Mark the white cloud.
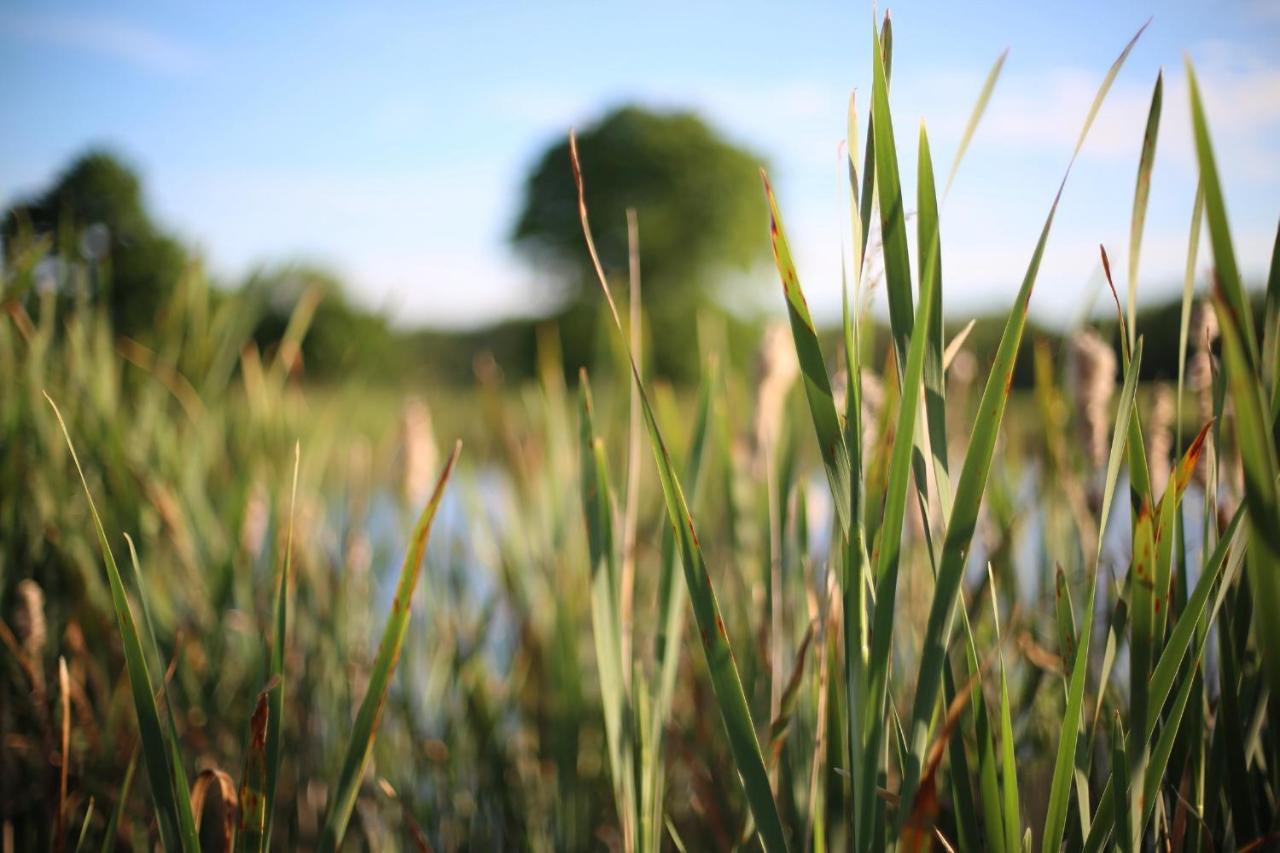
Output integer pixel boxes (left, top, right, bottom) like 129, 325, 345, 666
0, 10, 200, 75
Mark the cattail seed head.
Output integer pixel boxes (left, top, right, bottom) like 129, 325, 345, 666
751, 322, 799, 475
399, 397, 438, 508
1068, 330, 1117, 471
13, 579, 46, 657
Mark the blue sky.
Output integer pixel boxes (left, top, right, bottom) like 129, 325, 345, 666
2, 1, 1278, 328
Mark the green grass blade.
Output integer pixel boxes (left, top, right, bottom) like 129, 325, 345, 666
943, 48, 1008, 199
1175, 183, 1205, 463
318, 441, 461, 853
263, 442, 299, 851
1264, 221, 1280, 422
858, 12, 892, 264
918, 123, 952, 510
73, 798, 94, 853
1054, 566, 1078, 668
45, 393, 196, 853
763, 172, 852, 536
100, 746, 138, 853
1110, 712, 1132, 853
1081, 505, 1245, 852
897, 20, 1148, 828
654, 363, 714, 720
1127, 70, 1162, 344
1186, 58, 1260, 366
989, 573, 1020, 853
870, 18, 914, 365
578, 372, 633, 835
572, 134, 788, 852
121, 537, 200, 851
1212, 288, 1280, 692
859, 191, 939, 850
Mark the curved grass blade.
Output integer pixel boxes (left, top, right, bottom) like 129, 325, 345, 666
45, 393, 198, 853
763, 172, 851, 536
1127, 71, 1162, 344
317, 441, 461, 853
262, 443, 300, 850
1190, 58, 1280, 691
943, 49, 1008, 199
72, 797, 94, 853
571, 133, 787, 852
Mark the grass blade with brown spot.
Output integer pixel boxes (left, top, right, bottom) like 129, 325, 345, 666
236, 687, 271, 852
317, 441, 461, 853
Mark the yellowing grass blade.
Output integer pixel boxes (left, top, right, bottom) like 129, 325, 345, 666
942, 48, 1008, 200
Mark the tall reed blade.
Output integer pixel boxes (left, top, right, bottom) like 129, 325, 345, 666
571, 133, 788, 852
46, 393, 200, 853
899, 24, 1149, 839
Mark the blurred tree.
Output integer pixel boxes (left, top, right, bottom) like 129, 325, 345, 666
1, 149, 187, 337
512, 106, 768, 379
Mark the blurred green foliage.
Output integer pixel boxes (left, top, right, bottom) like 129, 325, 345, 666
512, 106, 769, 380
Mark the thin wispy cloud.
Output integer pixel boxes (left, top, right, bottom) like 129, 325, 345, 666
0, 10, 200, 75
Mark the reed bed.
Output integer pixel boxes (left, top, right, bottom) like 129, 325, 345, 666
2, 13, 1278, 852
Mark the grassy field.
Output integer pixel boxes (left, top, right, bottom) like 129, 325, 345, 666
3, 17, 1279, 853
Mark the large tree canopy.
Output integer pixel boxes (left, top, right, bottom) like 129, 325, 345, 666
512, 106, 768, 377
3, 150, 188, 337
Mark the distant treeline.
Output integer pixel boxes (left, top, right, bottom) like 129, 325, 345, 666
4, 148, 1264, 390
